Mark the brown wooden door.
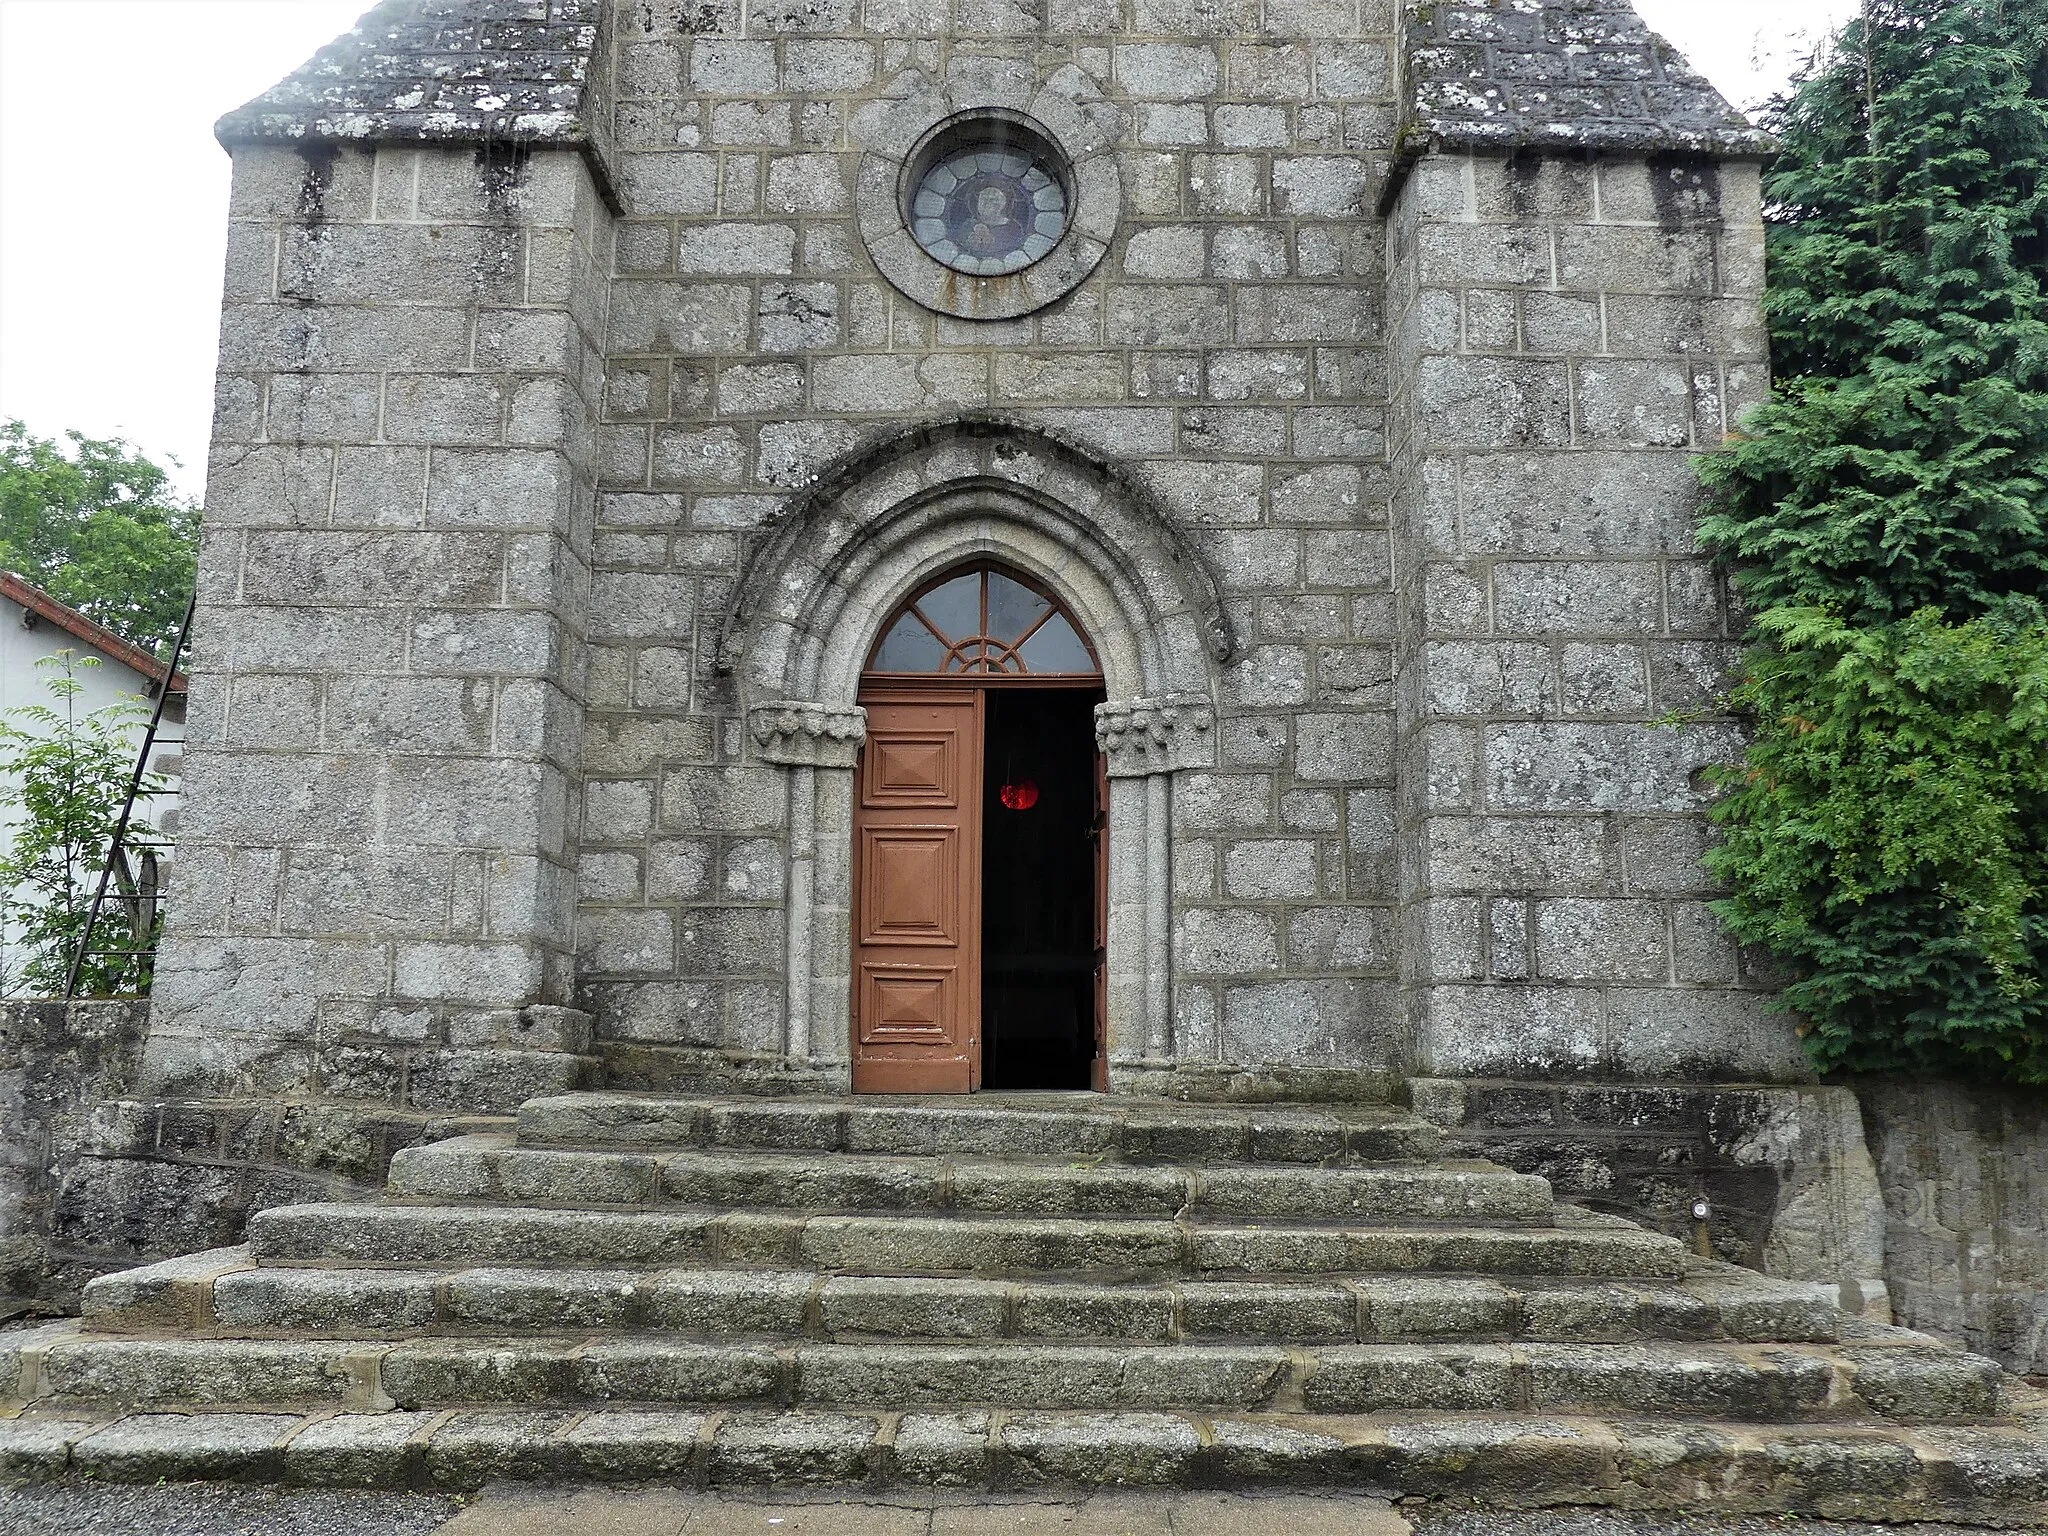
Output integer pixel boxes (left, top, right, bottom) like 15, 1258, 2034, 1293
851, 690, 982, 1094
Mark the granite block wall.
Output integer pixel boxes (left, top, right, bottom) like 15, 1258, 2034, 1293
1861, 1080, 2048, 1376
1417, 1075, 2048, 1377
1384, 150, 1800, 1081
146, 0, 1811, 1091
0, 1002, 499, 1311
146, 143, 614, 1108
576, 0, 1414, 1083
1412, 1075, 1891, 1322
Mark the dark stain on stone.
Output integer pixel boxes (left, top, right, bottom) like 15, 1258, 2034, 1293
1649, 153, 1721, 230
477, 140, 533, 218
1504, 152, 1544, 219
1451, 1080, 1785, 1268
294, 144, 338, 224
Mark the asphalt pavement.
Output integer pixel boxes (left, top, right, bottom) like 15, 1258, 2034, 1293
0, 1483, 2038, 1536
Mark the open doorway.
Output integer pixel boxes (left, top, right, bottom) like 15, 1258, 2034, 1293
850, 563, 1107, 1094
981, 687, 1102, 1090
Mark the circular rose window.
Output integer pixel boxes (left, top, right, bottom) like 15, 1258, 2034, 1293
859, 94, 1119, 320
903, 117, 1070, 277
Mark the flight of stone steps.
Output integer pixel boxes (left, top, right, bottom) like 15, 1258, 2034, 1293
4, 1090, 2045, 1521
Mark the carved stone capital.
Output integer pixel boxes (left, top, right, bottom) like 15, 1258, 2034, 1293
751, 701, 868, 768
1094, 694, 1216, 778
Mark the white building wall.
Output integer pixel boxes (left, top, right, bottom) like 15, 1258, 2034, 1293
0, 593, 183, 996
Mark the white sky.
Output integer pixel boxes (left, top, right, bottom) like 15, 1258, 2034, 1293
0, 0, 1860, 503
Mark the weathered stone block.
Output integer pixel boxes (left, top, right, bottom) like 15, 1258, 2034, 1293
1534, 899, 1669, 983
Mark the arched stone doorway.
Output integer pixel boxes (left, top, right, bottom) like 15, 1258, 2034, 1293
852, 562, 1107, 1094
720, 420, 1228, 1093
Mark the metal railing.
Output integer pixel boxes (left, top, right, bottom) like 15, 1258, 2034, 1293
62, 594, 196, 1001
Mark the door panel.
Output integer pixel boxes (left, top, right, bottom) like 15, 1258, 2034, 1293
865, 735, 959, 807
858, 965, 955, 1043
859, 829, 959, 946
851, 691, 980, 1094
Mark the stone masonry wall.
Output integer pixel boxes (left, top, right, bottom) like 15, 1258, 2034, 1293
0, 1002, 498, 1311
1383, 149, 1802, 1082
147, 143, 615, 1111
576, 0, 1410, 1079
1860, 1080, 2048, 1377
1412, 1075, 1891, 1322
1421, 1075, 2048, 1377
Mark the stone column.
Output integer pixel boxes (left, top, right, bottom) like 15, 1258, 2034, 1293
1096, 694, 1214, 1085
145, 143, 612, 1111
1385, 150, 1804, 1082
749, 701, 867, 1081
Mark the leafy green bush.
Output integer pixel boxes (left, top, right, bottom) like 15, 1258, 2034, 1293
1707, 608, 2048, 1082
1700, 0, 2048, 1084
0, 653, 167, 998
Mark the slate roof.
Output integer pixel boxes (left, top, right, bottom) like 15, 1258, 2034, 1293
1403, 0, 1778, 157
214, 0, 606, 153
215, 0, 1770, 176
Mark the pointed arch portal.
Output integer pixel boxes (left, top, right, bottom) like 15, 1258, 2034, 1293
725, 421, 1226, 1093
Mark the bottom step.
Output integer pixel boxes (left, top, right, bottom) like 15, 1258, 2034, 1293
1, 1407, 2044, 1525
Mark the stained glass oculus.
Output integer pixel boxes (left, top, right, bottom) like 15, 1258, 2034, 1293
868, 567, 1099, 676
908, 139, 1070, 277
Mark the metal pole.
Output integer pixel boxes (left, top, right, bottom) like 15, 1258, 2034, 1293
64, 592, 197, 1000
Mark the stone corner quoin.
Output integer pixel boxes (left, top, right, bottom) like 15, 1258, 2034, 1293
156, 0, 1783, 1106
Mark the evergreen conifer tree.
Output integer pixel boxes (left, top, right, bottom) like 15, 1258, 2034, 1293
1699, 0, 2048, 1084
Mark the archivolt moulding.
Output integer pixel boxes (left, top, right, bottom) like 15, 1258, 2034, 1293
715, 415, 1239, 690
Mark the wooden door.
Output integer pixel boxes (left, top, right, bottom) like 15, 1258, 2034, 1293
851, 690, 982, 1093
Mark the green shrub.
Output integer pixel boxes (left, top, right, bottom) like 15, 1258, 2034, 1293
1705, 607, 2048, 1083
0, 653, 167, 998
1699, 0, 2048, 1084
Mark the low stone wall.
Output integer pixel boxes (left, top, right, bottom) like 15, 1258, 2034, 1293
0, 1001, 502, 1312
0, 1001, 147, 1306
1409, 1077, 1891, 1318
1860, 1079, 2048, 1376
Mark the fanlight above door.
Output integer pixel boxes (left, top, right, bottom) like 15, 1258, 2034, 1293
867, 566, 1101, 677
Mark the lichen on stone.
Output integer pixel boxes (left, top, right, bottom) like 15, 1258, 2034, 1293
1402, 0, 1778, 158
214, 0, 606, 153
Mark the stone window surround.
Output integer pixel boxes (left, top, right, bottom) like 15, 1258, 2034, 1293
724, 436, 1224, 1085
855, 69, 1123, 321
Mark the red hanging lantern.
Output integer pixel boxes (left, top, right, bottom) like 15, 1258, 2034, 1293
999, 779, 1039, 811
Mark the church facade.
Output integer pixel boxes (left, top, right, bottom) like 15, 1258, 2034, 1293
154, 0, 1789, 1111
10, 4, 2048, 1499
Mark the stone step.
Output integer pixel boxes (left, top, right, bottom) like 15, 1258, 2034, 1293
1, 1404, 2044, 1522
515, 1093, 1444, 1164
385, 1137, 1553, 1222
1, 1324, 2010, 1423
82, 1249, 1844, 1347
244, 1202, 1693, 1278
